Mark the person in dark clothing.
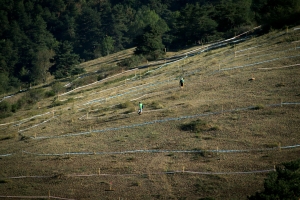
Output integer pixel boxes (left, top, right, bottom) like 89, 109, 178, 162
179, 77, 184, 88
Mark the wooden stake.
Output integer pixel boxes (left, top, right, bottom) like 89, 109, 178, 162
182, 166, 185, 173
280, 99, 283, 107
110, 182, 112, 190
86, 112, 89, 119
219, 64, 221, 71
222, 105, 224, 115
48, 190, 50, 199
217, 146, 219, 155
98, 168, 101, 175
274, 165, 276, 171
278, 142, 281, 151
34, 133, 36, 138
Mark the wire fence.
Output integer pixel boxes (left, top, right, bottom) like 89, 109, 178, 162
3, 168, 276, 180
26, 102, 299, 139
0, 195, 75, 200
1, 26, 298, 128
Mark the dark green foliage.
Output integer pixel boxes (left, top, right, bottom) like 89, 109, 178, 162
0, 101, 11, 113
252, 0, 300, 29
75, 6, 103, 60
44, 90, 56, 98
248, 159, 300, 200
51, 41, 80, 79
118, 55, 146, 69
0, 0, 297, 94
175, 3, 219, 46
71, 67, 86, 76
134, 24, 166, 60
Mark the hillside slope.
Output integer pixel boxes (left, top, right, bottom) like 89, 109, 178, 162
0, 27, 300, 200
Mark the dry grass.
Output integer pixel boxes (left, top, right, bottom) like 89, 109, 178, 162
0, 27, 300, 199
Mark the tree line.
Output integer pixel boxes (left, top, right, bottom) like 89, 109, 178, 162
0, 0, 299, 94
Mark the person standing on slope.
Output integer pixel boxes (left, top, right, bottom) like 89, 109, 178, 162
138, 102, 144, 115
179, 77, 184, 89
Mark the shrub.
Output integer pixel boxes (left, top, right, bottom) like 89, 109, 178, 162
51, 82, 65, 94
180, 119, 209, 132
45, 90, 56, 97
25, 88, 45, 104
0, 101, 11, 112
251, 104, 264, 110
248, 159, 300, 200
97, 74, 108, 81
119, 101, 133, 109
118, 55, 145, 69
0, 112, 12, 119
71, 67, 85, 75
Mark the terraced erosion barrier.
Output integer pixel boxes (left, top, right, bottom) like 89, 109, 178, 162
0, 102, 299, 158
27, 102, 300, 139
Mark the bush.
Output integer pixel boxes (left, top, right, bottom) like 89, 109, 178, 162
119, 101, 133, 109
117, 55, 146, 69
180, 119, 209, 132
25, 88, 45, 104
0, 112, 12, 119
45, 90, 56, 97
248, 159, 300, 200
51, 82, 65, 94
97, 74, 108, 81
0, 101, 11, 112
71, 67, 85, 75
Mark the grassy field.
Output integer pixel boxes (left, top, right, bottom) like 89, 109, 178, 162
0, 26, 300, 200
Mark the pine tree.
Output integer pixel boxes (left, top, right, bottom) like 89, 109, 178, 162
134, 24, 165, 60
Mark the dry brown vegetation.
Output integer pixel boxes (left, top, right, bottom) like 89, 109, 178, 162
0, 27, 300, 200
